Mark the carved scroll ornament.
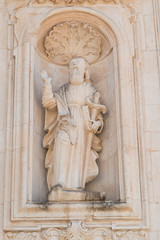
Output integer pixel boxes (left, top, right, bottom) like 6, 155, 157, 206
5, 222, 147, 240
42, 222, 112, 240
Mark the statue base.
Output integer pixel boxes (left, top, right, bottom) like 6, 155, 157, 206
47, 187, 106, 202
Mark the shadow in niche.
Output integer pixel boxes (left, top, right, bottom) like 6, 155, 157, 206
86, 53, 120, 201
32, 50, 120, 203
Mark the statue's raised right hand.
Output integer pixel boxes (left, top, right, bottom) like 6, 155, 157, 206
41, 69, 52, 83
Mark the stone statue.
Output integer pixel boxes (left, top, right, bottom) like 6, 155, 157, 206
41, 57, 106, 201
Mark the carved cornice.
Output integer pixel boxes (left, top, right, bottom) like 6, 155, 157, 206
34, 0, 134, 12
9, 0, 136, 25
5, 222, 147, 240
34, 0, 136, 21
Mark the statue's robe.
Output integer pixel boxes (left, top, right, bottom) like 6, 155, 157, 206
43, 82, 103, 190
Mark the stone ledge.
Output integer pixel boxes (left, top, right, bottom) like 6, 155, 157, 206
47, 187, 106, 202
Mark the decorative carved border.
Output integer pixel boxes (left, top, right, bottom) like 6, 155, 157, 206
5, 232, 40, 240
35, 0, 116, 4
5, 222, 148, 240
33, 0, 134, 10
33, 0, 136, 21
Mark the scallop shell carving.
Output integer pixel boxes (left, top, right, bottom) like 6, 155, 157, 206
44, 22, 102, 65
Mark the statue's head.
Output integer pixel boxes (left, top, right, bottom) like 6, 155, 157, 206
69, 57, 90, 84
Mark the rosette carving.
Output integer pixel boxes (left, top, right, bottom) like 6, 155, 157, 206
44, 22, 102, 65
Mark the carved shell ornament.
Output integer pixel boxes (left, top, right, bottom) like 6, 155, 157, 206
44, 22, 103, 65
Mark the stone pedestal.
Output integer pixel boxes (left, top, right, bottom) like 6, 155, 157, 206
47, 187, 106, 202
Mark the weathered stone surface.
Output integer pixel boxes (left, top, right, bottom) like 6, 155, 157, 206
48, 188, 106, 202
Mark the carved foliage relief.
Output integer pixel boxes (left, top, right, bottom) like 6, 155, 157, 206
113, 231, 147, 240
5, 232, 40, 240
35, 0, 133, 10
5, 222, 147, 240
36, 0, 116, 4
42, 222, 112, 240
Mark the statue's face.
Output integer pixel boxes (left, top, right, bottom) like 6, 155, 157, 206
69, 57, 86, 73
69, 57, 86, 84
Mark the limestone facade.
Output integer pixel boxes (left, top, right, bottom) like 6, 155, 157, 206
0, 0, 160, 239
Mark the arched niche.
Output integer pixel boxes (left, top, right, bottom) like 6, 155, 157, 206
5, 6, 143, 227
32, 9, 125, 202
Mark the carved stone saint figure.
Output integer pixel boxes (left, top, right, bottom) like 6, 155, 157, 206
42, 57, 106, 195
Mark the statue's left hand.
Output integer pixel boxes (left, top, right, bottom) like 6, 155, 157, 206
90, 120, 101, 133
